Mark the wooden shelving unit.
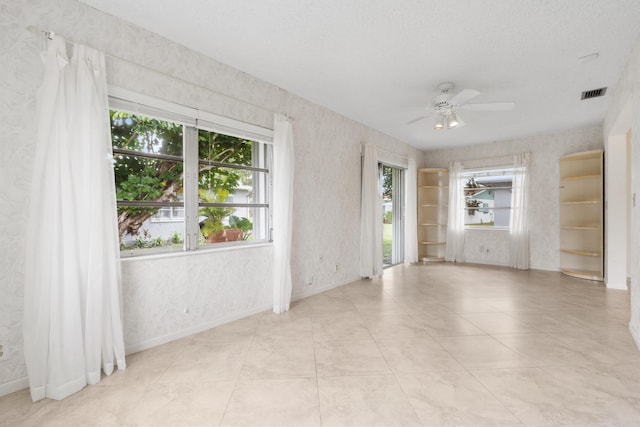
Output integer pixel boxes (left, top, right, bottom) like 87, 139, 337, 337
418, 168, 448, 262
559, 150, 604, 281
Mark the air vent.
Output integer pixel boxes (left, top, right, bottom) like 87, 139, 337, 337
581, 87, 607, 100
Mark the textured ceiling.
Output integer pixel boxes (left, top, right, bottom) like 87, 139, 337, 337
79, 0, 640, 150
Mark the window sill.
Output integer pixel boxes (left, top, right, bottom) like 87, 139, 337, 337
120, 241, 273, 262
464, 226, 511, 231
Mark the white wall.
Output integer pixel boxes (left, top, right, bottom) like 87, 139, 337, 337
0, 0, 420, 394
422, 127, 603, 270
603, 32, 640, 348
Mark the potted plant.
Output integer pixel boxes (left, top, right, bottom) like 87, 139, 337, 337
199, 189, 235, 242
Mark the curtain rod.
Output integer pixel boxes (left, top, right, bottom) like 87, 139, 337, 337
360, 142, 410, 161
456, 152, 529, 166
28, 26, 288, 120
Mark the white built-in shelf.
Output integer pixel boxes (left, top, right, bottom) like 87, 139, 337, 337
559, 150, 603, 282
418, 168, 448, 263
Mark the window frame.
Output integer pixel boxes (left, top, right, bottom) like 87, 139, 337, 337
109, 87, 274, 257
460, 166, 514, 230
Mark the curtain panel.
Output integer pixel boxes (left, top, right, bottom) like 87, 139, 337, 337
24, 36, 125, 402
404, 157, 418, 264
272, 114, 294, 314
509, 153, 531, 269
359, 143, 383, 277
445, 161, 465, 262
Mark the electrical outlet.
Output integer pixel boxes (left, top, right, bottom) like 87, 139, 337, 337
305, 276, 313, 286
334, 263, 340, 272
0, 344, 7, 362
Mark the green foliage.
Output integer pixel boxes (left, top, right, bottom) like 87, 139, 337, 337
170, 231, 182, 244
199, 188, 235, 238
382, 165, 392, 199
383, 210, 392, 224
111, 110, 255, 239
229, 215, 253, 240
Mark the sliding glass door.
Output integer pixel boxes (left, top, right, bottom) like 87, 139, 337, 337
381, 164, 405, 267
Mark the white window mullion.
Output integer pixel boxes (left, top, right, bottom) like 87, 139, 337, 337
184, 126, 200, 250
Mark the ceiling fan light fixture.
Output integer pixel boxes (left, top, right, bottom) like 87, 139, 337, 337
447, 112, 459, 128
434, 114, 445, 130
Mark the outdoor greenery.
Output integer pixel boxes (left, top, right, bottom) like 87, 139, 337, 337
111, 111, 254, 243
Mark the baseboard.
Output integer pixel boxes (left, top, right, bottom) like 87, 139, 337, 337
292, 276, 360, 302
0, 376, 28, 398
124, 303, 272, 355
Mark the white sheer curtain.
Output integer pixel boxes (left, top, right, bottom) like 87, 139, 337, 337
510, 153, 530, 269
272, 114, 294, 314
359, 143, 383, 277
24, 36, 125, 402
445, 161, 465, 262
404, 157, 418, 264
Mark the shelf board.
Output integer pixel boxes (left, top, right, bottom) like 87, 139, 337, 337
560, 225, 600, 230
420, 241, 446, 245
420, 185, 448, 189
560, 249, 602, 257
560, 200, 600, 205
560, 268, 603, 282
420, 204, 448, 207
419, 223, 447, 226
421, 256, 445, 262
560, 150, 603, 161
464, 186, 512, 190
561, 174, 601, 181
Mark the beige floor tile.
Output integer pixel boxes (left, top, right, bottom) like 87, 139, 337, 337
376, 338, 465, 373
221, 378, 321, 427
365, 314, 430, 340
318, 375, 421, 426
412, 311, 486, 337
311, 312, 372, 341
437, 335, 541, 369
473, 367, 640, 426
158, 339, 249, 383
255, 315, 314, 340
396, 371, 523, 426
123, 380, 234, 426
5, 263, 639, 427
314, 340, 390, 376
239, 338, 316, 380
493, 333, 591, 366
432, 297, 504, 313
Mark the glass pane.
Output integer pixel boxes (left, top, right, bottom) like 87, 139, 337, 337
111, 111, 183, 156
111, 110, 184, 252
198, 129, 252, 166
199, 167, 266, 204
199, 207, 268, 245
464, 174, 512, 227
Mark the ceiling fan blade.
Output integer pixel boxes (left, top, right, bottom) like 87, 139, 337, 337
448, 89, 481, 106
459, 102, 515, 111
406, 112, 433, 125
454, 113, 465, 128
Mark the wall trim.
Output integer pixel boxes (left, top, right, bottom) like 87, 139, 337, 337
292, 276, 361, 301
124, 303, 273, 355
0, 376, 29, 398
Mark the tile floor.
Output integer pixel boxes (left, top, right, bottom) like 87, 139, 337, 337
2, 263, 640, 426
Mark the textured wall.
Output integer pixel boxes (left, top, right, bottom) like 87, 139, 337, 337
0, 0, 420, 392
422, 127, 604, 271
604, 33, 640, 347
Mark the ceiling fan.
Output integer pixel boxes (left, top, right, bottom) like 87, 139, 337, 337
408, 82, 515, 130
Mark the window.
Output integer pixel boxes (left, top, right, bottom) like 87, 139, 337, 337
110, 92, 273, 256
461, 167, 514, 228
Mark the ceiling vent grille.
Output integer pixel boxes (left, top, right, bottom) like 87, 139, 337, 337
581, 87, 607, 100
